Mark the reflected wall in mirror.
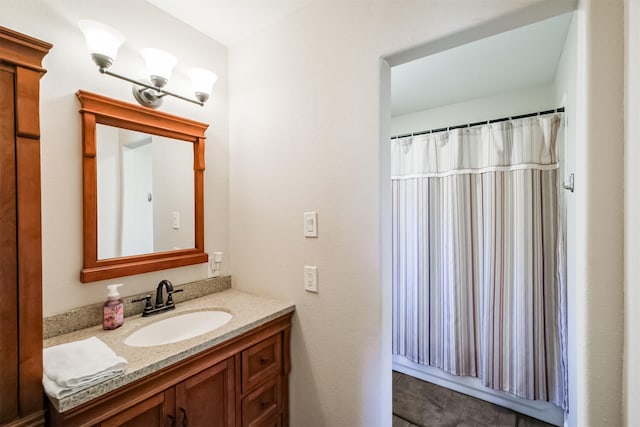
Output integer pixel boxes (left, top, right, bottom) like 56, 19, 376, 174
96, 125, 195, 259
78, 90, 208, 283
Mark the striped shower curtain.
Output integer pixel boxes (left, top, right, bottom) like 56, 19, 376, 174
391, 114, 567, 409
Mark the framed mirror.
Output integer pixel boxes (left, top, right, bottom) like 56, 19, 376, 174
77, 90, 208, 282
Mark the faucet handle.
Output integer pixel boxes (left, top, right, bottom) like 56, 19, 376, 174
166, 289, 184, 307
132, 294, 154, 316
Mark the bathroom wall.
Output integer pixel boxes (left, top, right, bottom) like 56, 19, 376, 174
574, 2, 624, 424
624, 0, 640, 423
552, 11, 578, 427
228, 1, 585, 425
390, 83, 556, 135
0, 0, 230, 315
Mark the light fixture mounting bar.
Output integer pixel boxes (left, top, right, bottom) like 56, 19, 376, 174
99, 67, 204, 107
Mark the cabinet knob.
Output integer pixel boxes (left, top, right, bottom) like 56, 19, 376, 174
260, 356, 269, 365
168, 414, 175, 427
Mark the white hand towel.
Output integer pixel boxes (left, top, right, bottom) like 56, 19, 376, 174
42, 373, 107, 399
43, 336, 127, 398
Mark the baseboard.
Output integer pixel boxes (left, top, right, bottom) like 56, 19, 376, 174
392, 355, 564, 426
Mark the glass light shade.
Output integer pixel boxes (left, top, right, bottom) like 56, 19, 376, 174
141, 48, 177, 87
188, 68, 218, 97
78, 20, 125, 66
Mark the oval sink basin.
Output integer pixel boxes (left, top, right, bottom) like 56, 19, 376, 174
124, 310, 232, 347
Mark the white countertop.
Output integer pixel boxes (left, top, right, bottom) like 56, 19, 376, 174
44, 289, 295, 412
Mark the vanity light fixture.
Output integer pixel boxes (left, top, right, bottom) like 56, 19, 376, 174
78, 20, 217, 109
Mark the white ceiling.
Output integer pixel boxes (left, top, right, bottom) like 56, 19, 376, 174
391, 13, 573, 117
146, 0, 312, 46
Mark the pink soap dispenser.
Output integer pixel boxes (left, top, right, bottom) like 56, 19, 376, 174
103, 284, 124, 330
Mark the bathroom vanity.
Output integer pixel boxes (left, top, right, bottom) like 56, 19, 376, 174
45, 290, 294, 427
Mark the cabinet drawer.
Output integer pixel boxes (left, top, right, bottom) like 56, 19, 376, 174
241, 376, 281, 427
241, 334, 282, 392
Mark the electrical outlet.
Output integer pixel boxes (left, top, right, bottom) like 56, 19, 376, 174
304, 266, 318, 293
207, 255, 215, 278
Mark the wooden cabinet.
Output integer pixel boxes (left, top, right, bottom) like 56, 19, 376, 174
47, 313, 292, 427
174, 358, 235, 427
0, 26, 51, 427
239, 334, 283, 427
99, 358, 235, 427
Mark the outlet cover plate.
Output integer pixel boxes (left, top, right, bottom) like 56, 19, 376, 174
304, 266, 318, 292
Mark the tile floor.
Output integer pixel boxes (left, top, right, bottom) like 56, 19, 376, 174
392, 371, 556, 427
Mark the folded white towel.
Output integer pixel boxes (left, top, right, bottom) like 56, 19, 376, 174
42, 373, 103, 399
43, 336, 127, 399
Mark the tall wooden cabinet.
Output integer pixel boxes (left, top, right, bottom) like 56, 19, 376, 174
0, 27, 51, 426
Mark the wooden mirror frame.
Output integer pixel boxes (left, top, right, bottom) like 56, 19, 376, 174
77, 90, 208, 283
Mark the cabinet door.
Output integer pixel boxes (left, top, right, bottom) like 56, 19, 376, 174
100, 389, 174, 427
175, 358, 235, 427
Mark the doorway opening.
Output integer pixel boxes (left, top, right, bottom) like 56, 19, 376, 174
384, 9, 577, 427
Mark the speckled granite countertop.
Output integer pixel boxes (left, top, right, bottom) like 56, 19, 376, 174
44, 289, 295, 413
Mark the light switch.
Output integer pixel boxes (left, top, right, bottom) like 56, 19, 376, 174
304, 266, 318, 293
304, 212, 317, 237
172, 211, 180, 229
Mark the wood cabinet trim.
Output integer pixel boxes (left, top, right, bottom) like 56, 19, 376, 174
15, 67, 42, 138
281, 325, 291, 427
0, 67, 19, 423
0, 26, 50, 426
0, 26, 51, 73
2, 410, 46, 427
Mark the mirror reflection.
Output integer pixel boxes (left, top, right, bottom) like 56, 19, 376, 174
96, 124, 195, 259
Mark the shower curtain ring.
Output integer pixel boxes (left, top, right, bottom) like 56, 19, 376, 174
563, 173, 574, 193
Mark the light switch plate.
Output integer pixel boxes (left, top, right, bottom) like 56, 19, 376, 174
172, 211, 180, 229
304, 212, 317, 237
304, 266, 318, 292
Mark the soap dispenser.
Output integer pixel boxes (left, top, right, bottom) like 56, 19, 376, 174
103, 284, 124, 330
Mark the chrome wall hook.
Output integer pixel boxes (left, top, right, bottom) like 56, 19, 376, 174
563, 173, 574, 193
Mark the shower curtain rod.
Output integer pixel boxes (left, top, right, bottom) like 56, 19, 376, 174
390, 107, 565, 140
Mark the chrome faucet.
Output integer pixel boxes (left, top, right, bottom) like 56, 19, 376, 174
133, 280, 183, 317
